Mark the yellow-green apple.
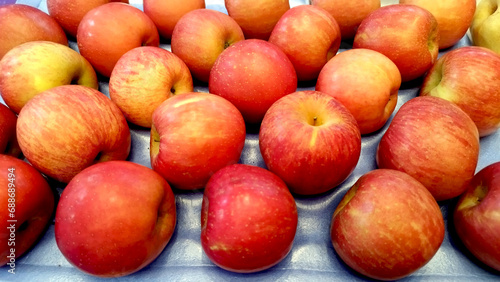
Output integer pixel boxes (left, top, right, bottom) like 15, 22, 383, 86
353, 4, 439, 82
0, 104, 21, 158
171, 9, 244, 82
224, 0, 289, 40
55, 161, 176, 277
259, 91, 361, 195
47, 0, 128, 38
151, 92, 246, 190
0, 41, 98, 114
470, 0, 500, 55
77, 2, 159, 77
0, 4, 67, 59
209, 39, 297, 124
420, 47, 500, 137
331, 169, 444, 280
0, 155, 55, 267
201, 164, 298, 273
376, 96, 479, 201
17, 85, 131, 183
316, 48, 401, 134
144, 0, 205, 39
400, 0, 476, 49
311, 0, 380, 40
454, 161, 500, 271
268, 5, 341, 81
109, 46, 193, 128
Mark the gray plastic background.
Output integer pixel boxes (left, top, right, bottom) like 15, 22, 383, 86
1, 0, 499, 280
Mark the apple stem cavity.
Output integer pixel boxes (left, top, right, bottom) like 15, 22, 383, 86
93, 152, 102, 164
474, 183, 488, 204
224, 41, 230, 49
333, 184, 359, 218
17, 220, 30, 233
458, 183, 489, 211
150, 126, 161, 157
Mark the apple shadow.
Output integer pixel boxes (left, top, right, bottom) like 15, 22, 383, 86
297, 79, 317, 90
445, 198, 500, 275
399, 76, 424, 91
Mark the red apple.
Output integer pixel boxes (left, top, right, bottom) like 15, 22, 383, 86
209, 39, 297, 124
259, 91, 361, 195
151, 92, 246, 190
420, 46, 500, 137
311, 0, 380, 40
171, 8, 245, 82
353, 4, 439, 82
0, 4, 67, 59
224, 0, 289, 40
77, 2, 159, 77
316, 48, 401, 134
55, 161, 176, 277
400, 0, 476, 49
331, 169, 445, 280
201, 164, 298, 273
109, 46, 193, 128
376, 96, 479, 201
0, 155, 55, 268
17, 85, 131, 183
47, 0, 129, 38
0, 104, 21, 157
268, 5, 341, 81
144, 0, 205, 39
454, 161, 500, 271
0, 41, 99, 114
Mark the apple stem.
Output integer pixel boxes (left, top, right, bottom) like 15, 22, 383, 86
313, 116, 318, 126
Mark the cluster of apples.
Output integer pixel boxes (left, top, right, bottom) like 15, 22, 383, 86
0, 0, 500, 280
